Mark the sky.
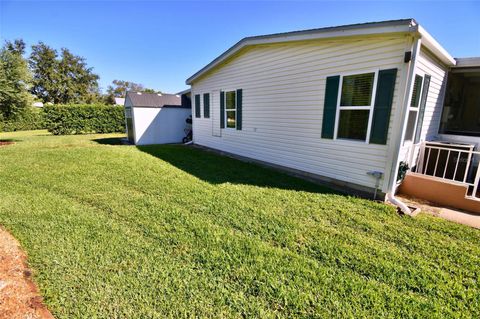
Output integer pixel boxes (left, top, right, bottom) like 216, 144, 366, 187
1, 0, 479, 94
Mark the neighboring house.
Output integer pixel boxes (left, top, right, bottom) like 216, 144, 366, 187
114, 97, 125, 106
124, 91, 191, 145
186, 19, 480, 214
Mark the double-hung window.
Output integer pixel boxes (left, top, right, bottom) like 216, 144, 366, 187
404, 75, 423, 143
225, 90, 236, 128
336, 72, 376, 142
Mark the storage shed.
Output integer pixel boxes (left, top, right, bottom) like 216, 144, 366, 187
124, 91, 191, 145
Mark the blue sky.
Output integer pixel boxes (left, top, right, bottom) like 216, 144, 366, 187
1, 1, 479, 94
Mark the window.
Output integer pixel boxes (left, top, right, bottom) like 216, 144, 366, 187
225, 91, 236, 128
440, 71, 480, 136
194, 94, 201, 118
404, 75, 423, 143
125, 107, 132, 118
336, 72, 375, 141
203, 93, 210, 118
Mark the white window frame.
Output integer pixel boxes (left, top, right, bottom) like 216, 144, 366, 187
333, 70, 379, 144
403, 73, 424, 146
224, 90, 237, 130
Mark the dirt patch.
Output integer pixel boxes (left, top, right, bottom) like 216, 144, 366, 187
0, 141, 14, 147
0, 227, 54, 319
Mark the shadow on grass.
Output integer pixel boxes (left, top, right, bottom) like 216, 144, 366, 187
92, 137, 125, 145
136, 144, 337, 194
0, 139, 21, 146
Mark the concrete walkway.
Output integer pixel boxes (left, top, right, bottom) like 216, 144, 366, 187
398, 195, 480, 229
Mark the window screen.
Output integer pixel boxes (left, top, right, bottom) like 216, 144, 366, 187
225, 91, 236, 128
340, 73, 375, 106
410, 75, 423, 108
337, 109, 370, 140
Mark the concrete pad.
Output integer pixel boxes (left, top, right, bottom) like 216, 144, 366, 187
397, 195, 480, 229
435, 208, 480, 229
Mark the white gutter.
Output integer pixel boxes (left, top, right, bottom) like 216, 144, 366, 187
416, 25, 456, 66
186, 19, 456, 85
186, 19, 416, 85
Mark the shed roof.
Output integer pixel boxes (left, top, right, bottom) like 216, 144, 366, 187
186, 19, 455, 85
126, 92, 182, 108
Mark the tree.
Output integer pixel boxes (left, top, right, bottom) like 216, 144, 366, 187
57, 48, 100, 104
29, 43, 100, 104
0, 42, 32, 120
105, 80, 161, 103
29, 42, 59, 103
5, 39, 26, 56
106, 80, 145, 98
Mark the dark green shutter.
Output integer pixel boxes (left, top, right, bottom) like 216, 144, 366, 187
236, 89, 242, 130
321, 75, 340, 139
369, 68, 398, 144
195, 94, 201, 118
220, 91, 225, 128
414, 74, 431, 143
203, 93, 210, 118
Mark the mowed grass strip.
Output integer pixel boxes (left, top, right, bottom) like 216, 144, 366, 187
0, 130, 479, 318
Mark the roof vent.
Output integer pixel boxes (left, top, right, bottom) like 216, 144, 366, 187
157, 93, 162, 96
136, 92, 142, 95
176, 94, 180, 97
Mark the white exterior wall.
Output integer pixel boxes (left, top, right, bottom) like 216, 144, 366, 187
415, 47, 449, 142
191, 36, 410, 191
398, 46, 452, 164
133, 107, 191, 145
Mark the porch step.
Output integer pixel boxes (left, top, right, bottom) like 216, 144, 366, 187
398, 173, 480, 214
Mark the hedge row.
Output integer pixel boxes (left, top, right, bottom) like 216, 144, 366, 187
43, 104, 125, 135
0, 107, 46, 132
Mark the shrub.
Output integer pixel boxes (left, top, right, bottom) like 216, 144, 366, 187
43, 104, 125, 135
0, 107, 46, 132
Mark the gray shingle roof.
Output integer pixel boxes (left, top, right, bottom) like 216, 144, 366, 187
126, 91, 181, 107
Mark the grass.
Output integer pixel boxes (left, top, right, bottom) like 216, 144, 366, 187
0, 130, 479, 318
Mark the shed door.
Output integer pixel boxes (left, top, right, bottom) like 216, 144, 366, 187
126, 118, 135, 143
125, 107, 135, 143
212, 91, 221, 137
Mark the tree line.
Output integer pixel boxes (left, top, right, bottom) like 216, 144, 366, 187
0, 39, 159, 121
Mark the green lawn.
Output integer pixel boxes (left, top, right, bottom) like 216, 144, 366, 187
0, 130, 479, 318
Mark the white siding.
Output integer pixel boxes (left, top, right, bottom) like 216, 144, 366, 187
415, 47, 449, 141
398, 46, 449, 163
191, 36, 409, 190
133, 107, 191, 145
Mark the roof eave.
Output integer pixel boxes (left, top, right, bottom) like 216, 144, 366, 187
417, 25, 456, 66
186, 20, 416, 85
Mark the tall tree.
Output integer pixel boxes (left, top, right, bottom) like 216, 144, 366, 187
107, 80, 145, 98
29, 42, 58, 103
5, 39, 26, 56
0, 42, 32, 119
29, 43, 100, 104
57, 48, 100, 103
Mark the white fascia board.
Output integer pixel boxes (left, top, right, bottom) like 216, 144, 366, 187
186, 21, 416, 85
417, 25, 456, 66
455, 57, 480, 68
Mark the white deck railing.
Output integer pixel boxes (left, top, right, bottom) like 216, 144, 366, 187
408, 142, 480, 198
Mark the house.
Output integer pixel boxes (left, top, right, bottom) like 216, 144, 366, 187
124, 91, 191, 145
185, 19, 480, 214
